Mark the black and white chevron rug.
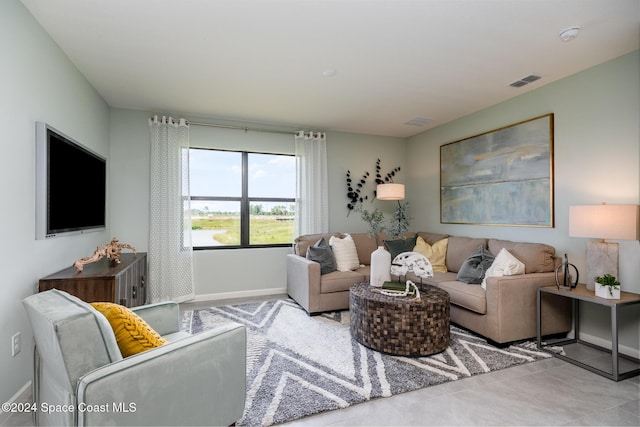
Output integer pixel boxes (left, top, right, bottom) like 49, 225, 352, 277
182, 298, 557, 426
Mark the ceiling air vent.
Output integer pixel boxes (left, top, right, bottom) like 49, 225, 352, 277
509, 74, 541, 88
404, 117, 433, 126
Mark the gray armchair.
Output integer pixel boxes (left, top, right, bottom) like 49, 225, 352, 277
23, 289, 246, 426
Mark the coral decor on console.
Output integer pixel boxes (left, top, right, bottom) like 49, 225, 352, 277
73, 238, 136, 272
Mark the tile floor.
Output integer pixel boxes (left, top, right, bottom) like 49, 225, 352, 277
5, 296, 639, 427
283, 357, 639, 426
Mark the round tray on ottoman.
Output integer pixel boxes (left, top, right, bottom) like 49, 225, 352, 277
349, 282, 450, 357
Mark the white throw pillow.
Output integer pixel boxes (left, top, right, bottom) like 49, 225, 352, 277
329, 234, 360, 272
481, 248, 525, 289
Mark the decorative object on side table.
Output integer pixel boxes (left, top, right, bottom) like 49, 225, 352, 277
594, 273, 621, 299
569, 203, 639, 290
555, 253, 579, 290
73, 237, 136, 272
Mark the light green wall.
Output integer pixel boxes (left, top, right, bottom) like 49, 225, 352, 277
0, 0, 111, 406
327, 132, 406, 233
108, 112, 404, 297
407, 51, 640, 353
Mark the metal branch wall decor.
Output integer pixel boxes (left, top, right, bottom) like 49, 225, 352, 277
346, 170, 370, 214
346, 159, 409, 238
345, 159, 401, 215
373, 158, 401, 192
440, 113, 554, 227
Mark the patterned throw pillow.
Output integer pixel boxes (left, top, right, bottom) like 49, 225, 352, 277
456, 246, 495, 285
306, 237, 338, 275
413, 236, 448, 273
91, 302, 168, 357
329, 234, 360, 272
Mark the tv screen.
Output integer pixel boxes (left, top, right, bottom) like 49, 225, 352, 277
36, 122, 106, 239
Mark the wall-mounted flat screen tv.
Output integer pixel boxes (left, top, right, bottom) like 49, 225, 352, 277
36, 122, 106, 239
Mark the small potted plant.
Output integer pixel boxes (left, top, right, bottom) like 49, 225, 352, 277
594, 274, 621, 299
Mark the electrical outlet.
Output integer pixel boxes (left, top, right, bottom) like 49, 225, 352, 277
11, 332, 21, 357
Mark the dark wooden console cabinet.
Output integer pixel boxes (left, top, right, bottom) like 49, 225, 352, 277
39, 253, 147, 307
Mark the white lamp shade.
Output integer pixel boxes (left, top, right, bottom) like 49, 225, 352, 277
377, 183, 405, 200
569, 204, 639, 240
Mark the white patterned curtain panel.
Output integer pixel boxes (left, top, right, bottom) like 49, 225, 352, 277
295, 131, 329, 236
148, 116, 195, 303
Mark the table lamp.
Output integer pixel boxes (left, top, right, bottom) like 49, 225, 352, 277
569, 203, 639, 290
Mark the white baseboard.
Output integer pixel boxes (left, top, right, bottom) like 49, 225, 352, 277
578, 332, 640, 359
192, 287, 287, 303
0, 381, 31, 426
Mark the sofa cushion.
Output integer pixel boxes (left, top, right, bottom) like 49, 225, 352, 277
320, 268, 368, 294
481, 248, 525, 289
350, 233, 378, 265
384, 234, 418, 260
416, 232, 449, 245
422, 271, 458, 286
329, 234, 361, 272
294, 233, 341, 258
91, 302, 168, 357
456, 245, 495, 284
488, 239, 556, 273
413, 236, 448, 273
306, 237, 337, 275
445, 236, 488, 273
437, 280, 487, 315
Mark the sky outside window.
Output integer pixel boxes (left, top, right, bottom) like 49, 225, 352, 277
248, 153, 296, 198
189, 149, 241, 199
189, 149, 295, 212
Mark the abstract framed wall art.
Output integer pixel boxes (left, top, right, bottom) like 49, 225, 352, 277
440, 113, 554, 227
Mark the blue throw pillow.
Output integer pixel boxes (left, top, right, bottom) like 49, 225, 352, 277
457, 245, 495, 284
306, 237, 337, 275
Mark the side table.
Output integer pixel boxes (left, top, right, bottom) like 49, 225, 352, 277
537, 284, 640, 381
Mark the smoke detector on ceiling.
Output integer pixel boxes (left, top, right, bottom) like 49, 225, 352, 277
559, 26, 581, 42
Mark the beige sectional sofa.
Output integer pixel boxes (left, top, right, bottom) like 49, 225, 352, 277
286, 231, 572, 345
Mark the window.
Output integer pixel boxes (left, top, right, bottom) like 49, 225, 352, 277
189, 148, 296, 248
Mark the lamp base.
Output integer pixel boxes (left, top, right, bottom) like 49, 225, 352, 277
585, 241, 619, 291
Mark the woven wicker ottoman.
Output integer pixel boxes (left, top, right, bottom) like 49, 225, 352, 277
349, 282, 450, 356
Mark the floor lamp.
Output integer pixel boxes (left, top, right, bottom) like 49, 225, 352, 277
569, 204, 639, 291
377, 183, 408, 236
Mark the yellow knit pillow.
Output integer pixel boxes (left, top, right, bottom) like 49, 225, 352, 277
91, 302, 168, 357
414, 236, 448, 273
